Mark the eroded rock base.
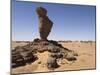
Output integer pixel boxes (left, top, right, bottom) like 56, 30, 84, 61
12, 38, 78, 69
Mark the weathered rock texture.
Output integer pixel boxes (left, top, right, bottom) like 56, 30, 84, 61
12, 46, 38, 68
36, 7, 53, 40
12, 38, 77, 69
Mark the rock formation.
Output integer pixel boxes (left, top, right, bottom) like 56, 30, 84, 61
12, 7, 78, 69
12, 46, 38, 68
36, 7, 53, 41
12, 38, 77, 69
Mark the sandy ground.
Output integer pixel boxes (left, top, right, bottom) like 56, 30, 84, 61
11, 41, 96, 74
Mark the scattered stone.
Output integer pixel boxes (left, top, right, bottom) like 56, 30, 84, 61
47, 57, 59, 69
38, 61, 42, 64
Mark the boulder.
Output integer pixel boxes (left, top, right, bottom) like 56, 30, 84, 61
47, 57, 59, 69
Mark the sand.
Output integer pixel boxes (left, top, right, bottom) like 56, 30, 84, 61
11, 41, 96, 74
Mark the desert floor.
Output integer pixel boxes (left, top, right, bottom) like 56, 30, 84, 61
11, 41, 96, 74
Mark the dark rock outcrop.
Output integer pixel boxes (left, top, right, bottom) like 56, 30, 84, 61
12, 38, 77, 69
12, 46, 38, 68
12, 50, 26, 68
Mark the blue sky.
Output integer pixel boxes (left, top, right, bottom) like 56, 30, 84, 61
12, 0, 96, 41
